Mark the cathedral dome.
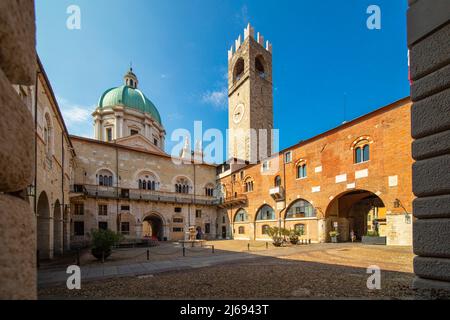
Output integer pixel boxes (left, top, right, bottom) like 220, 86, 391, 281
97, 69, 162, 125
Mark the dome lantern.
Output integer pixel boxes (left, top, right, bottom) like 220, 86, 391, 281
124, 67, 138, 89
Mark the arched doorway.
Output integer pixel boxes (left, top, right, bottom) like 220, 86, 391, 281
143, 213, 164, 241
53, 200, 63, 256
37, 192, 52, 259
325, 190, 386, 242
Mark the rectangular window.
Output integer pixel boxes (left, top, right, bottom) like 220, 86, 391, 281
195, 210, 202, 218
262, 161, 270, 172
285, 151, 292, 163
173, 217, 184, 223
98, 204, 108, 216
205, 223, 211, 234
240, 171, 244, 180
173, 227, 184, 233
106, 128, 113, 142
121, 205, 130, 211
98, 222, 108, 230
74, 203, 84, 216
121, 189, 130, 199
154, 138, 158, 146
121, 222, 130, 235
130, 129, 139, 136
74, 221, 84, 236
174, 207, 182, 213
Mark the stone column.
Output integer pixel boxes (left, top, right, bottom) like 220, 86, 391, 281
407, 0, 450, 291
0, 0, 37, 299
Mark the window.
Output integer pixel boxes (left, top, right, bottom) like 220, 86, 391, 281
196, 210, 202, 218
234, 58, 245, 83
98, 204, 108, 216
121, 205, 130, 211
98, 222, 108, 230
285, 151, 292, 163
154, 138, 158, 146
106, 128, 113, 142
43, 113, 53, 156
175, 177, 191, 194
294, 224, 305, 235
255, 55, 265, 78
138, 172, 159, 191
234, 209, 248, 222
240, 171, 245, 180
238, 226, 245, 234
205, 184, 215, 197
173, 217, 183, 223
244, 179, 254, 193
297, 164, 307, 179
121, 189, 130, 198
130, 129, 139, 136
98, 170, 113, 187
286, 199, 316, 219
121, 222, 130, 235
232, 174, 236, 183
256, 205, 276, 221
354, 139, 371, 164
222, 216, 226, 224
205, 224, 211, 234
262, 225, 270, 235
174, 207, 182, 213
74, 221, 84, 236
274, 175, 282, 187
262, 161, 270, 172
74, 203, 84, 216
173, 227, 184, 233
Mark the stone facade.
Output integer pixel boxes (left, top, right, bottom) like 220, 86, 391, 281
407, 0, 450, 291
70, 136, 218, 243
228, 24, 274, 162
218, 98, 414, 245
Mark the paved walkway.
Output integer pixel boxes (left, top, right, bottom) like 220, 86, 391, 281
38, 243, 354, 287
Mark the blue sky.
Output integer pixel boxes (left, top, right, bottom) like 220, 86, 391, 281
36, 0, 409, 162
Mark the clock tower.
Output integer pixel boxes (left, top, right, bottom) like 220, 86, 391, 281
227, 23, 274, 163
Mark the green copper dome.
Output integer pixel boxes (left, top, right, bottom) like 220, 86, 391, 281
97, 70, 162, 125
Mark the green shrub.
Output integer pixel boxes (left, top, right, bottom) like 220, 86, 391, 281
91, 229, 123, 251
366, 230, 380, 237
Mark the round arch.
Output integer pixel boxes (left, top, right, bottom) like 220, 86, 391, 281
233, 58, 245, 82
142, 212, 165, 241
255, 204, 276, 221
285, 198, 316, 219
37, 191, 52, 259
324, 189, 387, 242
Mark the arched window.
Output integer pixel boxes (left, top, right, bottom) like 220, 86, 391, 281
354, 139, 371, 164
244, 178, 254, 193
174, 177, 191, 194
234, 58, 244, 83
137, 172, 160, 191
274, 176, 282, 187
294, 224, 306, 235
256, 205, 275, 221
234, 209, 248, 222
97, 170, 113, 187
255, 55, 265, 78
297, 164, 307, 179
205, 183, 215, 197
262, 225, 270, 235
286, 199, 315, 219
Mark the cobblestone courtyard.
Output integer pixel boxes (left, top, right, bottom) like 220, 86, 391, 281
36, 241, 436, 299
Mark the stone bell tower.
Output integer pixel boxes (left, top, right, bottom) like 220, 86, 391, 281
227, 23, 274, 163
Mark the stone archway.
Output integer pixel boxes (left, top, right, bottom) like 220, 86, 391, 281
325, 190, 386, 243
53, 200, 63, 256
37, 192, 52, 259
143, 213, 164, 241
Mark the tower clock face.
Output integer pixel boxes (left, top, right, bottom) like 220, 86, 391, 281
233, 103, 245, 124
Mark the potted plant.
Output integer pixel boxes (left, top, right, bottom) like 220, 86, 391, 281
289, 229, 304, 245
90, 229, 123, 261
329, 231, 339, 243
267, 227, 288, 247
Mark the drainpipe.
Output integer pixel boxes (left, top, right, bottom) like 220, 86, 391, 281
33, 71, 40, 214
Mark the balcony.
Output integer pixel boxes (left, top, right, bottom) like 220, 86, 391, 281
217, 195, 248, 209
70, 184, 218, 206
269, 186, 285, 201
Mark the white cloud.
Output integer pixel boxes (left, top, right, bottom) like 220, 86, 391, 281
201, 88, 227, 109
57, 96, 92, 124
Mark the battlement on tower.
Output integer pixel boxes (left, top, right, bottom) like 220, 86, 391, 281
228, 23, 272, 61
